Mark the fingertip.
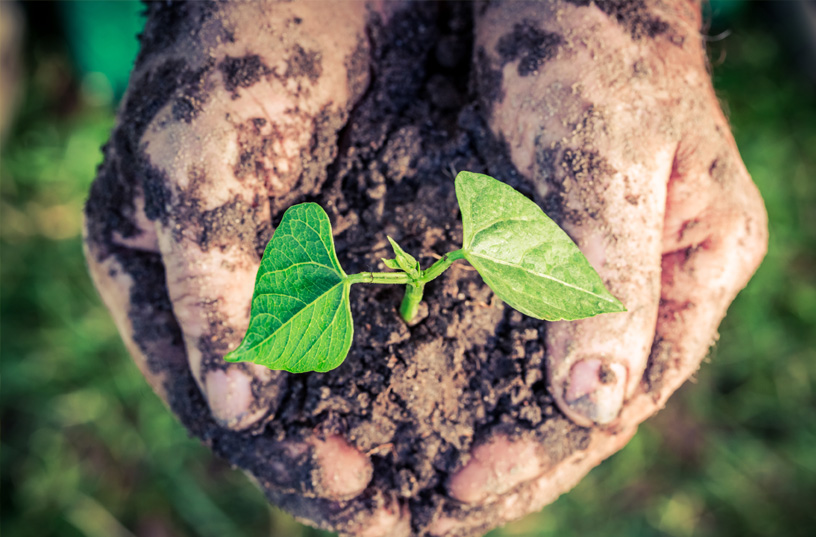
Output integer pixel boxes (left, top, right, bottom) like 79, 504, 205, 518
205, 368, 267, 429
310, 435, 373, 501
447, 436, 545, 504
559, 358, 628, 426
354, 500, 411, 537
428, 515, 462, 537
261, 435, 372, 502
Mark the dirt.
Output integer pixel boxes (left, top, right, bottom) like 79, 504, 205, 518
219, 54, 271, 95
83, 2, 677, 535
270, 9, 595, 528
598, 362, 617, 385
495, 21, 564, 77
563, 0, 669, 41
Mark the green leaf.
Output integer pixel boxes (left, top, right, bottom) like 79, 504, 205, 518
383, 236, 420, 278
455, 171, 625, 321
223, 203, 353, 373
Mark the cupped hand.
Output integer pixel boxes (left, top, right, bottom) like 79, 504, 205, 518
85, 2, 406, 535
83, 2, 767, 536
437, 2, 767, 533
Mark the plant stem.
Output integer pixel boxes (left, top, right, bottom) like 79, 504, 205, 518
421, 249, 465, 283
399, 282, 425, 323
347, 249, 466, 323
400, 250, 464, 322
347, 272, 412, 285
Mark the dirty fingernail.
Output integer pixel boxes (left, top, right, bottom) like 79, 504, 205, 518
205, 368, 266, 429
564, 358, 627, 425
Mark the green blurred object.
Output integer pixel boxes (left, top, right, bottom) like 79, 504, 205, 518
709, 0, 749, 26
58, 0, 143, 101
1, 2, 814, 537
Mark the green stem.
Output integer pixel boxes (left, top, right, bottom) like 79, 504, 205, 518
346, 249, 466, 323
400, 250, 465, 322
399, 282, 425, 323
420, 249, 465, 283
346, 271, 412, 285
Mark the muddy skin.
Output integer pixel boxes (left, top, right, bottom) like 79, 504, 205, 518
83, 1, 743, 536
173, 164, 273, 255
115, 249, 187, 378
219, 54, 271, 96
472, 48, 504, 113
533, 136, 619, 229
85, 55, 196, 238
563, 0, 670, 41
496, 22, 564, 77
597, 362, 617, 385
645, 335, 673, 396
135, 1, 234, 68
90, 55, 219, 230
285, 44, 322, 82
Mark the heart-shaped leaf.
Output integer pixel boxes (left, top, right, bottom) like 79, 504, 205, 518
455, 171, 625, 321
224, 203, 353, 373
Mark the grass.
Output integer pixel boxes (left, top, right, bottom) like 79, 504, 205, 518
2, 3, 814, 537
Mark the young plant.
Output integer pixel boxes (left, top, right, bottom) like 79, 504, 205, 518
223, 171, 625, 373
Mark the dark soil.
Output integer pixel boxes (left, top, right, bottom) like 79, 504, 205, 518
82, 1, 672, 535
282, 9, 593, 533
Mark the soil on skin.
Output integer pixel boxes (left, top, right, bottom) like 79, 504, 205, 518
82, 2, 651, 536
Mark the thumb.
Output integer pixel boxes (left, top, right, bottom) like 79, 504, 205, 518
132, 0, 375, 428
473, 1, 675, 426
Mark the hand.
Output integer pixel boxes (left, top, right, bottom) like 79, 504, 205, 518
85, 2, 405, 535
438, 2, 767, 533
83, 2, 767, 536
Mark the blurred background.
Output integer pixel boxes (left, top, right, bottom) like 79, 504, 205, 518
1, 1, 814, 536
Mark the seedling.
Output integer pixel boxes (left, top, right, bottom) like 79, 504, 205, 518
224, 171, 625, 373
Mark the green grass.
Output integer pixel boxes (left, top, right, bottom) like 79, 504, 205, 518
2, 4, 814, 537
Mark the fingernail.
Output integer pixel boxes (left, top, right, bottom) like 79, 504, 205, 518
564, 358, 627, 425
205, 368, 265, 429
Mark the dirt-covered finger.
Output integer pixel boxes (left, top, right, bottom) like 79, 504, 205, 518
84, 137, 187, 403
83, 239, 187, 406
447, 435, 545, 505
242, 434, 374, 502
261, 487, 410, 537
473, 1, 679, 426
635, 149, 768, 422
433, 426, 636, 536
243, 434, 409, 536
308, 435, 375, 501
124, 0, 377, 429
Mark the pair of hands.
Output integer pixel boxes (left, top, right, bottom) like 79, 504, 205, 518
84, 1, 767, 536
